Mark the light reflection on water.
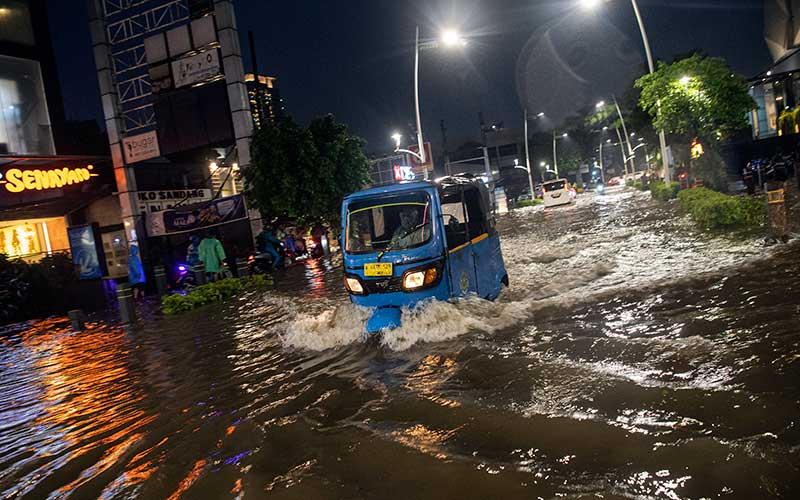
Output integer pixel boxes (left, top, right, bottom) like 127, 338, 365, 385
1, 188, 799, 499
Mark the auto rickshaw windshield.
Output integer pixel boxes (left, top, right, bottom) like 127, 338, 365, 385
346, 192, 432, 255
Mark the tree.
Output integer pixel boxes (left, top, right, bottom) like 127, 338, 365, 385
245, 115, 371, 227
635, 53, 756, 144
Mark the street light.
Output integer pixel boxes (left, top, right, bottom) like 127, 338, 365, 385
582, 0, 671, 181
553, 131, 569, 177
596, 100, 605, 109
679, 75, 692, 86
523, 110, 547, 199
407, 26, 467, 179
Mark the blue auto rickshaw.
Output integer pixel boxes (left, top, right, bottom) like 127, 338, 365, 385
341, 175, 509, 333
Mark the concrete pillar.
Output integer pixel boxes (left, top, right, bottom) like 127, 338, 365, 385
117, 284, 136, 324
87, 0, 142, 247
154, 265, 168, 296
236, 257, 249, 278
68, 310, 85, 332
193, 264, 207, 285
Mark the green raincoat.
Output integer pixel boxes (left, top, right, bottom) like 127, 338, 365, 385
197, 237, 226, 273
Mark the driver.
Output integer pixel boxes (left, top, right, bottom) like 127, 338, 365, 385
390, 206, 428, 248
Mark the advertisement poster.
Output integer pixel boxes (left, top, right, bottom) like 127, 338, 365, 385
67, 224, 107, 280
148, 195, 247, 236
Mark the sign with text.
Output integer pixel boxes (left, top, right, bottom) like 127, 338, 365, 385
123, 131, 161, 164
0, 165, 98, 193
148, 194, 247, 236
137, 188, 212, 213
172, 49, 221, 88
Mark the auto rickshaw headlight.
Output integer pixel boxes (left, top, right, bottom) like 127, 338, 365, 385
345, 276, 364, 295
402, 265, 439, 291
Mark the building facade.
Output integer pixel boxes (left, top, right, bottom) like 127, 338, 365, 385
0, 1, 127, 277
88, 0, 254, 252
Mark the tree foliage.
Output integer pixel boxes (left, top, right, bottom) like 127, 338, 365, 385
636, 53, 756, 143
246, 115, 371, 227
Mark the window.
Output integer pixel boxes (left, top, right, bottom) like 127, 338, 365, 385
441, 191, 468, 250
0, 1, 35, 46
463, 188, 488, 238
0, 55, 54, 155
346, 192, 432, 254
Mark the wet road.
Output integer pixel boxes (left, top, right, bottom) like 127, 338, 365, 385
2, 187, 799, 499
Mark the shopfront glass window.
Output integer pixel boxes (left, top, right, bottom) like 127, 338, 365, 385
751, 84, 778, 139
0, 55, 54, 155
0, 1, 35, 46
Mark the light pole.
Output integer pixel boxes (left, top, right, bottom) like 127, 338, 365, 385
513, 158, 535, 199
407, 26, 467, 180
582, 0, 671, 181
523, 110, 545, 197
553, 131, 568, 177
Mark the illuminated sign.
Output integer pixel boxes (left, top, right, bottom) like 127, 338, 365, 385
393, 165, 415, 181
0, 165, 99, 193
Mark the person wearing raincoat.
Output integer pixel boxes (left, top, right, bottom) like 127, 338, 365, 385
198, 231, 227, 281
127, 244, 146, 300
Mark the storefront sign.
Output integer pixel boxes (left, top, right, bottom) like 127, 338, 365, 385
123, 131, 161, 164
0, 165, 98, 193
172, 49, 221, 89
137, 188, 212, 213
67, 224, 107, 280
148, 194, 247, 236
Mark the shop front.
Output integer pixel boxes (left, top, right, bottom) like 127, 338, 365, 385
0, 156, 127, 277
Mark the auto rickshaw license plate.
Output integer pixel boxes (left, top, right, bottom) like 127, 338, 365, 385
364, 263, 393, 277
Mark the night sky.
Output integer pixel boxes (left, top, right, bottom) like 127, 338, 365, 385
47, 0, 770, 154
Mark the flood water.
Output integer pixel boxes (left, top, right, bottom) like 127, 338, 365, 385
2, 187, 799, 499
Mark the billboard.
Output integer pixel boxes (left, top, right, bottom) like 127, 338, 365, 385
67, 224, 107, 280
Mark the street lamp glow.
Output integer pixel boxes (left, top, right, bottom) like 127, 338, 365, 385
581, 0, 603, 9
562, 133, 569, 138
630, 132, 636, 137
540, 161, 546, 167
391, 133, 402, 148
441, 29, 466, 48
602, 126, 609, 131
596, 101, 605, 109
679, 75, 691, 86
537, 112, 545, 117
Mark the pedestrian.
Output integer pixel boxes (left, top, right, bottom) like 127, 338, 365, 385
127, 244, 146, 300
186, 234, 201, 267
198, 230, 227, 281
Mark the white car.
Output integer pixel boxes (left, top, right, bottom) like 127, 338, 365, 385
542, 179, 573, 208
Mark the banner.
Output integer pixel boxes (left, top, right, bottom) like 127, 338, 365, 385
148, 195, 248, 236
67, 224, 107, 280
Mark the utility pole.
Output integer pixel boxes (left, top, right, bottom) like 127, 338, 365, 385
440, 119, 449, 176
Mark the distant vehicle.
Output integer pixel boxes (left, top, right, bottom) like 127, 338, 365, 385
542, 179, 573, 208
607, 177, 623, 186
341, 176, 509, 334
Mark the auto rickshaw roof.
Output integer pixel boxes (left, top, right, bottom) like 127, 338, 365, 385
345, 175, 485, 201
